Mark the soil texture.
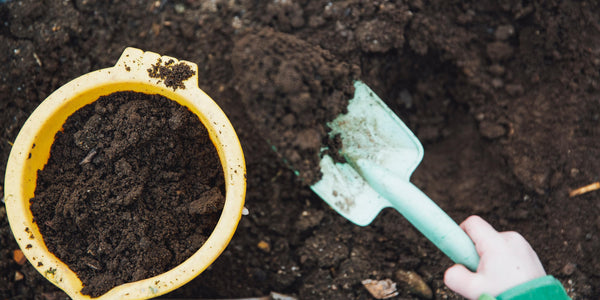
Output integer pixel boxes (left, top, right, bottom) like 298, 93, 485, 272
1, 0, 599, 299
232, 28, 358, 184
147, 58, 196, 90
30, 92, 224, 297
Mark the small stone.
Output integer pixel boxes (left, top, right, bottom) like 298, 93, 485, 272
361, 278, 399, 299
479, 121, 506, 139
562, 262, 577, 275
570, 168, 580, 177
296, 209, 325, 231
14, 271, 24, 281
495, 25, 515, 40
232, 16, 242, 30
257, 240, 271, 252
491, 78, 504, 88
395, 270, 433, 299
399, 89, 413, 108
174, 3, 185, 14
487, 41, 513, 60
13, 249, 26, 265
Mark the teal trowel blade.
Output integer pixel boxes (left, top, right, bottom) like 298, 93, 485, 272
311, 81, 480, 271
311, 81, 424, 225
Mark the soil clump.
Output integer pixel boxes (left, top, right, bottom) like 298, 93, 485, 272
232, 28, 358, 184
147, 58, 196, 90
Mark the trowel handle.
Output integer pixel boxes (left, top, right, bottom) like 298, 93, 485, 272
360, 164, 480, 271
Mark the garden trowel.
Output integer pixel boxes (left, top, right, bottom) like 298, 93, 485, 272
310, 81, 480, 271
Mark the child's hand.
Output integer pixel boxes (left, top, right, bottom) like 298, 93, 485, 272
444, 216, 547, 300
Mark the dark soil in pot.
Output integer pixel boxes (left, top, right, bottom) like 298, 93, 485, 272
30, 91, 225, 297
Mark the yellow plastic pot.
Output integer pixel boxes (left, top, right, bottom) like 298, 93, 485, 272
4, 47, 246, 299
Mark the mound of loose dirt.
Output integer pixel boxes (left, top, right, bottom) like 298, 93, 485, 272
232, 28, 358, 184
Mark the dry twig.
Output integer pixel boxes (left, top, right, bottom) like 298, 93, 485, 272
569, 182, 600, 197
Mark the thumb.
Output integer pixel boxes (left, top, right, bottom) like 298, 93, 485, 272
444, 264, 481, 300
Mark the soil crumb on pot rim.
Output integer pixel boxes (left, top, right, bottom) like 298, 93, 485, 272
30, 91, 225, 297
147, 58, 196, 90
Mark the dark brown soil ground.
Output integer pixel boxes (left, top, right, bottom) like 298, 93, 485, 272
30, 91, 224, 297
1, 0, 599, 299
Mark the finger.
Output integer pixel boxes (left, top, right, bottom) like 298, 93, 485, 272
500, 231, 547, 277
460, 215, 502, 256
444, 264, 481, 300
